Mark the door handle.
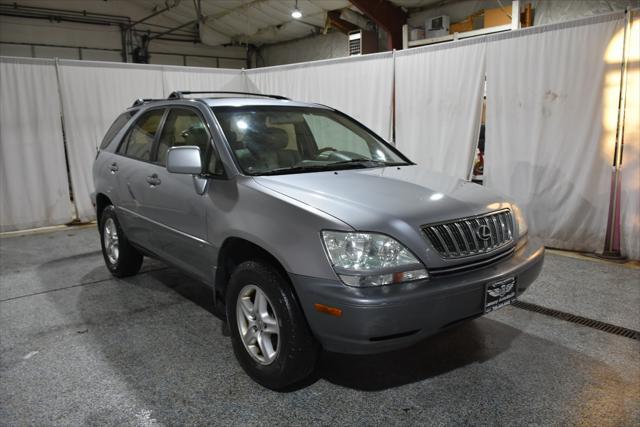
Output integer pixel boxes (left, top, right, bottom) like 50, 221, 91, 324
109, 162, 119, 173
146, 174, 161, 186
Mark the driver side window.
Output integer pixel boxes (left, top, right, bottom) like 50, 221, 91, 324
157, 108, 224, 176
303, 114, 370, 158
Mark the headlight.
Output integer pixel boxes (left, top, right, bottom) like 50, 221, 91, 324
511, 204, 528, 238
321, 231, 428, 287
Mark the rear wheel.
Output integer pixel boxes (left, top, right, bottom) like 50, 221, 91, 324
99, 205, 143, 277
226, 260, 319, 390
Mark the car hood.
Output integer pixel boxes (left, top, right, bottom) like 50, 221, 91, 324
252, 165, 511, 232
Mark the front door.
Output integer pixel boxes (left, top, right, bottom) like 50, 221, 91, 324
141, 107, 218, 282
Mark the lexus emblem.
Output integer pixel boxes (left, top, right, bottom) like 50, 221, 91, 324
476, 224, 492, 241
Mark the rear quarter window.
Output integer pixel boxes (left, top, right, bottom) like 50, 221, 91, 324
100, 111, 135, 149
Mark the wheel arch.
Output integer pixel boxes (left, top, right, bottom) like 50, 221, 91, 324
214, 237, 292, 314
95, 193, 113, 224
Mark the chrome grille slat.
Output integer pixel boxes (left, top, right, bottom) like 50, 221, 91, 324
442, 224, 461, 256
464, 220, 479, 252
431, 227, 451, 258
475, 218, 488, 251
492, 215, 503, 243
422, 210, 514, 259
454, 223, 471, 253
505, 212, 513, 240
486, 217, 498, 248
498, 213, 506, 241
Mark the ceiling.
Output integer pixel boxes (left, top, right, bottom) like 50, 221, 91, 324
126, 0, 446, 46
1, 0, 448, 47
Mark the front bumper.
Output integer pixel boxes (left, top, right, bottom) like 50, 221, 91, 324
291, 238, 544, 354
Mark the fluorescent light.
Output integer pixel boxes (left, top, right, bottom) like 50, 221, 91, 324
291, 0, 302, 19
236, 120, 248, 130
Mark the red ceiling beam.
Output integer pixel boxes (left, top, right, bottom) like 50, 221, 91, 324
348, 0, 407, 49
326, 10, 359, 34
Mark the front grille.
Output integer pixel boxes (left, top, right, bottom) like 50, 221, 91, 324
429, 247, 515, 276
423, 209, 514, 259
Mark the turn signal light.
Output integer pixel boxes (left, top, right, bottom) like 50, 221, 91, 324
314, 303, 343, 317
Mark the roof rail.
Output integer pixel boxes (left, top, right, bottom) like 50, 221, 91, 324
167, 91, 290, 101
131, 98, 165, 107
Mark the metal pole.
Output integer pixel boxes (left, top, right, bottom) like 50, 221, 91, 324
120, 24, 128, 63
603, 8, 632, 258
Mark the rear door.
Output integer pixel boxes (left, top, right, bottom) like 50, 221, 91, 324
113, 108, 167, 249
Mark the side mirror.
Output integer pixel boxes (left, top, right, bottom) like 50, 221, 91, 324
166, 146, 202, 175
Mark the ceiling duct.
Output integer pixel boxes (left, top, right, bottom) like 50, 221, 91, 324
339, 9, 373, 31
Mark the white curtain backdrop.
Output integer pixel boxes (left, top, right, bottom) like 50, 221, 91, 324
620, 11, 640, 259
57, 60, 165, 220
394, 40, 486, 179
57, 61, 248, 220
484, 14, 625, 253
162, 65, 246, 96
245, 52, 394, 141
0, 57, 73, 231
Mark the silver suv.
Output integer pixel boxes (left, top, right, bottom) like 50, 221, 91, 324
92, 91, 544, 389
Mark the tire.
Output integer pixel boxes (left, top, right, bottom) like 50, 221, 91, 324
99, 205, 143, 278
226, 260, 319, 390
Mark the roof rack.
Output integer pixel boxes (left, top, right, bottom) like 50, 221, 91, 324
167, 91, 290, 101
131, 98, 164, 107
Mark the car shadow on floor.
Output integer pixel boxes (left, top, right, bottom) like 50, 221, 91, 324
143, 267, 217, 315
142, 265, 521, 391
30, 251, 636, 425
315, 319, 518, 391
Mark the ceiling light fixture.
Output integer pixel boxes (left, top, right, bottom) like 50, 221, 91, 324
291, 0, 302, 19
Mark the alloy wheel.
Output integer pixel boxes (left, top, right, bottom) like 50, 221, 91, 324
236, 284, 280, 365
103, 218, 119, 265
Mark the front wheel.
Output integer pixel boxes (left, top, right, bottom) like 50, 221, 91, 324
226, 260, 319, 390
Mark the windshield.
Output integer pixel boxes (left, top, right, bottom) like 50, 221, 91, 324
212, 106, 411, 175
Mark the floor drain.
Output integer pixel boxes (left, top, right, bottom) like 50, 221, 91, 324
512, 300, 640, 341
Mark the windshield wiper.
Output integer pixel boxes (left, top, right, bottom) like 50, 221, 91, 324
331, 159, 411, 166
255, 159, 410, 176
256, 163, 364, 176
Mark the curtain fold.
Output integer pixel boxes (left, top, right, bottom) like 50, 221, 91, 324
394, 41, 486, 180
484, 14, 625, 253
245, 53, 394, 141
0, 57, 73, 231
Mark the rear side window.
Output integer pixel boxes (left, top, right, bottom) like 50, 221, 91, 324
118, 109, 165, 162
100, 111, 134, 149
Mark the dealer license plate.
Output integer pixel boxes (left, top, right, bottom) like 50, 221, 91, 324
484, 277, 517, 313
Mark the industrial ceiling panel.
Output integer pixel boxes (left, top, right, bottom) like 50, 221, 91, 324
388, 0, 448, 7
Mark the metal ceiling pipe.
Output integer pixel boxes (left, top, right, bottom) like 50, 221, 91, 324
147, 18, 199, 41
125, 0, 181, 29
0, 3, 131, 26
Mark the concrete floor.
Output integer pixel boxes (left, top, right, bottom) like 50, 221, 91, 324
1, 227, 639, 426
